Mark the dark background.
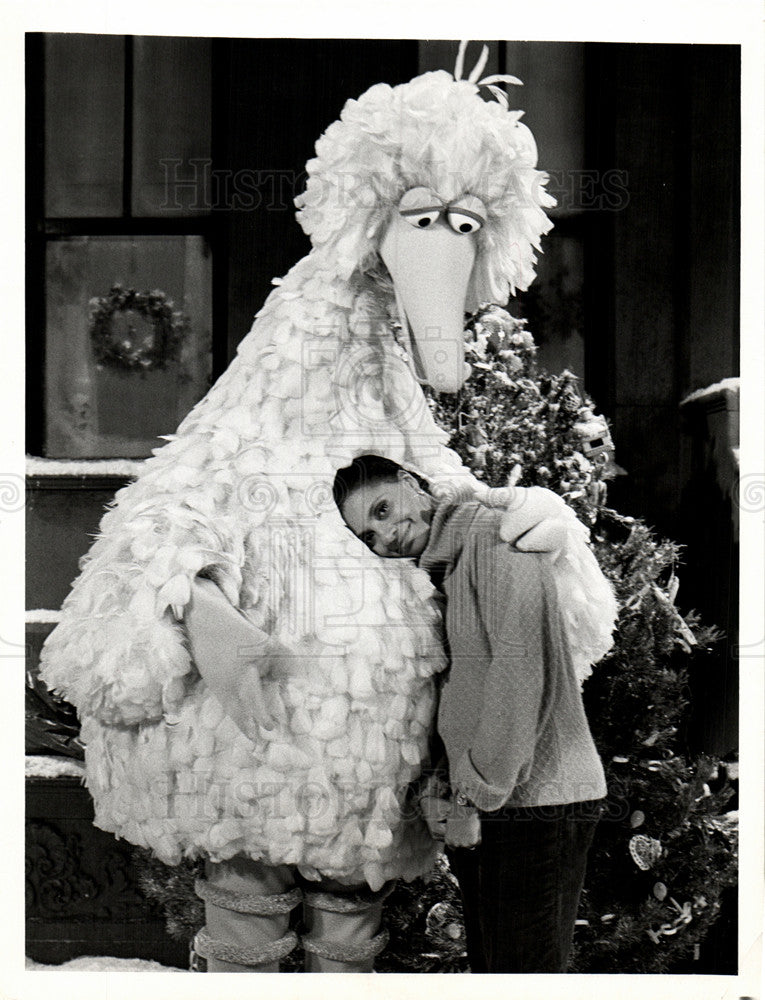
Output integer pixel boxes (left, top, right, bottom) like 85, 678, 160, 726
26, 35, 739, 754
23, 34, 741, 970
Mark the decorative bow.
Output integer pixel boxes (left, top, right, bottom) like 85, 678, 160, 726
646, 897, 694, 944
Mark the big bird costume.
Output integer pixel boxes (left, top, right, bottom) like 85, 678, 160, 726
40, 45, 616, 971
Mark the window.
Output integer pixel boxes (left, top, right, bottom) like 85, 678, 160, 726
27, 33, 216, 458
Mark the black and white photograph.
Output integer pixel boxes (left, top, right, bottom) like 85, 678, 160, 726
3, 3, 762, 996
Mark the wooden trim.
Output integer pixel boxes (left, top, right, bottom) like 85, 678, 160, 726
210, 37, 231, 382
27, 475, 136, 491
26, 33, 46, 456
25, 775, 83, 788
123, 35, 133, 218
582, 42, 617, 416
41, 217, 214, 236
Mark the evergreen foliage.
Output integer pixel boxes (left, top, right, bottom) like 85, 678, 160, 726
422, 305, 737, 973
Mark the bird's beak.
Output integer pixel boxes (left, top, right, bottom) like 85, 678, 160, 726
380, 214, 474, 393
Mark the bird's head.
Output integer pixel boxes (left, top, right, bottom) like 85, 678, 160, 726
295, 50, 555, 393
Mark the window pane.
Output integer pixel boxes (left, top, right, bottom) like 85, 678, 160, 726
44, 33, 125, 217
504, 43, 586, 379
44, 235, 212, 457
517, 234, 585, 379
132, 36, 212, 217
504, 42, 585, 179
27, 483, 130, 609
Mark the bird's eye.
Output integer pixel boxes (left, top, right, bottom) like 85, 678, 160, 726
447, 194, 487, 235
447, 211, 482, 234
400, 208, 441, 229
397, 187, 443, 230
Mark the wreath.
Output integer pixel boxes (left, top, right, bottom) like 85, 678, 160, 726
89, 284, 187, 374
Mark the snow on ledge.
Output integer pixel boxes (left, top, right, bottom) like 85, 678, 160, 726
26, 955, 183, 972
25, 755, 85, 780
680, 377, 740, 407
26, 609, 63, 623
26, 456, 145, 477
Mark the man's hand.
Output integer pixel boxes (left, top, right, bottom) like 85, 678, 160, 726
420, 793, 452, 842
420, 793, 482, 848
445, 798, 482, 848
418, 770, 451, 842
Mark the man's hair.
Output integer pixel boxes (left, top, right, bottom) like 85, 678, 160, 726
332, 454, 429, 512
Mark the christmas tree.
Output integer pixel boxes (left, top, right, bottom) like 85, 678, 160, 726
134, 305, 737, 973
421, 304, 738, 973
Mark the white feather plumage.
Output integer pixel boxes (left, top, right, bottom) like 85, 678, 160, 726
38, 69, 609, 890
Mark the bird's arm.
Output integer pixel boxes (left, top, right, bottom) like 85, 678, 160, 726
184, 576, 281, 738
479, 484, 590, 553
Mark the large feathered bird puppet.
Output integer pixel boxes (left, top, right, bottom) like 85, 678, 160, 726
40, 50, 614, 893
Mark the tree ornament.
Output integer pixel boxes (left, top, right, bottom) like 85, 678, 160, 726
630, 809, 646, 828
653, 881, 668, 901
574, 408, 614, 460
629, 834, 663, 870
423, 900, 467, 957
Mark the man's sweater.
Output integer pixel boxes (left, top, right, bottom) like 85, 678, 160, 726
418, 500, 607, 812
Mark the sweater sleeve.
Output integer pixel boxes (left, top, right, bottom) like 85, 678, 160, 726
451, 542, 546, 811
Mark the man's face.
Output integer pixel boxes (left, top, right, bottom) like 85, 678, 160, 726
341, 472, 434, 560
